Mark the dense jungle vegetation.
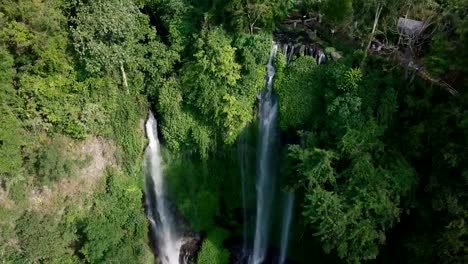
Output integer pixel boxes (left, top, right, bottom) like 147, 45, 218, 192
0, 0, 466, 263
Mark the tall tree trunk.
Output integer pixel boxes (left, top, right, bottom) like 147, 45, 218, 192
120, 62, 129, 94
361, 2, 383, 68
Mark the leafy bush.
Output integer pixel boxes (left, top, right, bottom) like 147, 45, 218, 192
7, 177, 29, 205
275, 56, 321, 130
29, 136, 75, 184
197, 228, 230, 264
71, 0, 151, 74
16, 211, 77, 263
282, 59, 423, 263
111, 94, 146, 176
337, 68, 362, 92
79, 169, 148, 263
0, 112, 24, 179
325, 47, 336, 55
158, 28, 271, 155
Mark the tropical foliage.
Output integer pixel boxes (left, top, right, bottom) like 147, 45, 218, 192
0, 0, 466, 264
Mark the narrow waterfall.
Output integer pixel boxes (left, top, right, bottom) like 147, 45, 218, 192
144, 113, 182, 264
251, 43, 278, 264
280, 43, 327, 65
317, 50, 326, 65
287, 45, 294, 64
278, 193, 294, 264
238, 131, 250, 259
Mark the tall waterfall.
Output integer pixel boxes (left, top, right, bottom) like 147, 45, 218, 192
238, 131, 250, 259
144, 113, 182, 264
251, 43, 278, 264
279, 193, 294, 264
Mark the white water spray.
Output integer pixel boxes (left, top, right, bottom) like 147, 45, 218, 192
251, 43, 278, 264
145, 113, 182, 264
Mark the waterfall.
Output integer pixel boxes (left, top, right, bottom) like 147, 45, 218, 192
278, 193, 294, 264
317, 50, 326, 65
238, 131, 250, 260
250, 43, 278, 264
310, 47, 315, 58
287, 45, 294, 64
281, 43, 327, 65
145, 113, 182, 264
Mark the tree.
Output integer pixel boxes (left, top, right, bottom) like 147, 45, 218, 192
144, 0, 193, 52
226, 0, 293, 34
360, 0, 385, 67
16, 211, 77, 263
181, 25, 243, 145
397, 87, 468, 263
79, 170, 148, 263
0, 112, 24, 179
71, 0, 150, 80
289, 126, 417, 263
0, 48, 23, 179
284, 62, 417, 263
422, 0, 468, 78
197, 228, 230, 264
323, 0, 353, 25
275, 55, 321, 131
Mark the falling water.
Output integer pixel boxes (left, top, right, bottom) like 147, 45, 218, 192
287, 45, 294, 63
317, 50, 326, 65
238, 131, 250, 259
145, 113, 182, 264
278, 193, 294, 264
251, 43, 278, 264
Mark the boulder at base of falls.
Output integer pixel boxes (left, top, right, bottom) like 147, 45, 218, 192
331, 51, 342, 61
179, 232, 201, 263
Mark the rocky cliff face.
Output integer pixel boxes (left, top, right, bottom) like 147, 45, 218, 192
179, 231, 202, 263
274, 19, 342, 65
29, 136, 116, 213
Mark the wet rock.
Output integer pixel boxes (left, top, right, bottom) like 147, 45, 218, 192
315, 49, 326, 64
179, 232, 201, 263
308, 46, 315, 57
306, 28, 317, 40
299, 45, 305, 56
331, 51, 342, 61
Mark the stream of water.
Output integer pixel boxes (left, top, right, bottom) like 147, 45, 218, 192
145, 113, 182, 264
250, 43, 279, 264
